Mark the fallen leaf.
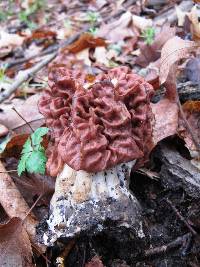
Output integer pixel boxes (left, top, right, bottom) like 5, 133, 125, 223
178, 100, 200, 156
0, 94, 44, 134
94, 47, 110, 66
136, 25, 176, 67
97, 11, 134, 42
0, 217, 34, 267
132, 14, 152, 31
76, 48, 91, 66
151, 98, 179, 145
85, 255, 105, 267
26, 29, 57, 41
65, 33, 106, 54
0, 134, 29, 157
0, 31, 24, 50
159, 36, 197, 84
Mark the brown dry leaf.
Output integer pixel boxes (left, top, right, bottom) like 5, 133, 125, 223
1, 134, 29, 158
85, 255, 105, 267
0, 217, 33, 267
178, 100, 200, 156
0, 94, 44, 134
97, 11, 134, 42
159, 36, 197, 84
11, 171, 55, 211
188, 5, 200, 41
26, 29, 57, 41
151, 98, 179, 145
65, 33, 106, 54
136, 25, 176, 67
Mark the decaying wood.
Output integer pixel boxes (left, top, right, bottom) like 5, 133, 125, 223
0, 161, 45, 252
154, 144, 200, 199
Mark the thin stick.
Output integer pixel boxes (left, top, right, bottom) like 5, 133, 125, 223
0, 169, 17, 173
12, 107, 34, 133
166, 199, 197, 236
145, 233, 192, 257
0, 53, 57, 104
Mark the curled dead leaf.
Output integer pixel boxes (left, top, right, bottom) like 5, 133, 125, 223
178, 100, 200, 156
0, 217, 34, 267
97, 11, 134, 42
64, 33, 106, 54
0, 94, 44, 134
151, 98, 179, 145
160, 36, 197, 84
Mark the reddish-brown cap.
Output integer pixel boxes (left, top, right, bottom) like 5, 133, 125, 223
39, 66, 154, 176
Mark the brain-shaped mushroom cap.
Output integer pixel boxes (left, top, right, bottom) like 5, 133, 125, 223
39, 66, 154, 177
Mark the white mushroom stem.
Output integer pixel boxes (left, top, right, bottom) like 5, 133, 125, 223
45, 160, 143, 245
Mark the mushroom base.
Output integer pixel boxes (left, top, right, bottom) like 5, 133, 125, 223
43, 162, 144, 246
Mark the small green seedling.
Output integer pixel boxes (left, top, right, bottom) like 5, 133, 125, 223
88, 26, 98, 35
86, 11, 100, 25
18, 127, 49, 176
141, 27, 155, 45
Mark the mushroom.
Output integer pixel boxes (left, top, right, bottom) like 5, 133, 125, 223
38, 66, 154, 244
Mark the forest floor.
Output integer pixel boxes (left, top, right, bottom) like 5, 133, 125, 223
0, 0, 200, 266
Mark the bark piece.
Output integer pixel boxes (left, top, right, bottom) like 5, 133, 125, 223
154, 144, 200, 199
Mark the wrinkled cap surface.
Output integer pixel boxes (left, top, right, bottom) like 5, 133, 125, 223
39, 66, 154, 176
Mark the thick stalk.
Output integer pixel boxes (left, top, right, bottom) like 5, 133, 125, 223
44, 161, 144, 245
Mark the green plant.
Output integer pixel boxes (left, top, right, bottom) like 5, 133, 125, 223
18, 127, 49, 176
0, 65, 11, 84
88, 26, 98, 35
141, 27, 155, 45
86, 11, 100, 25
18, 0, 46, 29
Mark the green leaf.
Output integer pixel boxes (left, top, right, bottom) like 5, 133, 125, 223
17, 127, 48, 176
21, 138, 33, 154
31, 127, 48, 147
17, 152, 31, 176
25, 150, 47, 174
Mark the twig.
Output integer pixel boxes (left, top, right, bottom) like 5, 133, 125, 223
145, 233, 192, 257
0, 53, 57, 104
166, 199, 197, 236
12, 107, 34, 132
0, 160, 45, 253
